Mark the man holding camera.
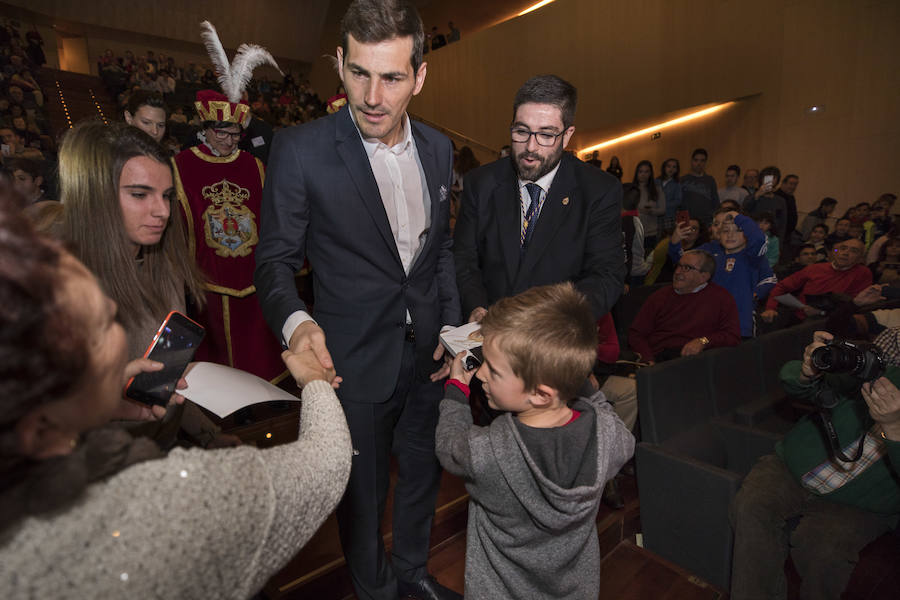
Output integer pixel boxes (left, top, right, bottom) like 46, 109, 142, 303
730, 329, 900, 599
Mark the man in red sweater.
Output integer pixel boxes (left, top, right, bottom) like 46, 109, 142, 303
629, 250, 741, 363
761, 238, 872, 324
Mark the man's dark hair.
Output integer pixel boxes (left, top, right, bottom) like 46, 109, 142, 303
726, 164, 741, 176
812, 223, 829, 234
513, 75, 577, 128
783, 174, 799, 183
684, 249, 716, 276
126, 90, 167, 117
797, 243, 816, 253
819, 197, 837, 209
691, 148, 708, 160
340, 0, 425, 72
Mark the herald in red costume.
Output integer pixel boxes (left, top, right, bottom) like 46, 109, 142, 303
174, 94, 286, 383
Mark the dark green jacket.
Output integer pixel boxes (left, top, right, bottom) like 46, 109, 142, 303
777, 361, 900, 516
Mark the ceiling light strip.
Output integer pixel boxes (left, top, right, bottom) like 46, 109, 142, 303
579, 101, 735, 156
518, 0, 557, 17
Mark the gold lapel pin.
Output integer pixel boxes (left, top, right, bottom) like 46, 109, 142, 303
562, 197, 570, 206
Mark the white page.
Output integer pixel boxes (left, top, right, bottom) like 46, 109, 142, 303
181, 362, 298, 418
775, 293, 806, 309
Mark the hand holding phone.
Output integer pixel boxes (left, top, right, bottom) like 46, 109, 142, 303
125, 311, 205, 406
676, 210, 690, 226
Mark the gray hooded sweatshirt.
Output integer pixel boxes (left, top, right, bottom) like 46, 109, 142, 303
436, 387, 635, 599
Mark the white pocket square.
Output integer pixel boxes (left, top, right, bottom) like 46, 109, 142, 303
439, 185, 449, 202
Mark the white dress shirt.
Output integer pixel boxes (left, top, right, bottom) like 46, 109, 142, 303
282, 112, 430, 344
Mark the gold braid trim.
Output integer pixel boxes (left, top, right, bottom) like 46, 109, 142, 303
172, 158, 196, 258
190, 146, 241, 164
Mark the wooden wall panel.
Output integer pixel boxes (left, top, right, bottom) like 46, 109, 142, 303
402, 0, 897, 214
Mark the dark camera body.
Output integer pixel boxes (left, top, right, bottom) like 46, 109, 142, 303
810, 339, 885, 382
464, 347, 483, 371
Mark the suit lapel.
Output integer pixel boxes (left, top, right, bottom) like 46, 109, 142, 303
496, 173, 522, 287
516, 156, 576, 286
334, 110, 402, 267
409, 121, 440, 274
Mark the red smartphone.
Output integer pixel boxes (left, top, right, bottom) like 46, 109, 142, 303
676, 210, 690, 225
125, 311, 205, 406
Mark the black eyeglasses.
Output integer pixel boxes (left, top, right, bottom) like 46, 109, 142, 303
510, 127, 564, 147
675, 263, 701, 272
211, 128, 242, 141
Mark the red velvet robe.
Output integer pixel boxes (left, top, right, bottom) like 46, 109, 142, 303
173, 144, 286, 383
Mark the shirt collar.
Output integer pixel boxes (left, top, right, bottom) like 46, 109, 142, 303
518, 159, 561, 195
349, 109, 413, 158
674, 282, 709, 295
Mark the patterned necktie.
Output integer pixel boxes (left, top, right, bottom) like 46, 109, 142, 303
521, 183, 542, 249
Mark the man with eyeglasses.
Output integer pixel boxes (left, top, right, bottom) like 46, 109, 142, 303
628, 250, 741, 363
762, 238, 873, 327
172, 89, 286, 383
454, 74, 625, 324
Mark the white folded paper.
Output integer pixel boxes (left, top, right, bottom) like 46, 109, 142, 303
181, 362, 297, 418
439, 321, 483, 357
775, 293, 806, 309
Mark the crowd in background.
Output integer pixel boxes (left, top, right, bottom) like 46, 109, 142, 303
580, 148, 898, 337
98, 47, 328, 145
0, 20, 53, 161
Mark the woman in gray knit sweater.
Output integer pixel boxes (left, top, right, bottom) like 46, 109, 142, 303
0, 198, 352, 599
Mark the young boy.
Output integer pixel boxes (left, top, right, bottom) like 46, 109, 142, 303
435, 283, 634, 599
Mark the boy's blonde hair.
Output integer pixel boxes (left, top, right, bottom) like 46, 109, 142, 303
481, 282, 597, 400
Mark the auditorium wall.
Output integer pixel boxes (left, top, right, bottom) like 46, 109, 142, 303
307, 0, 897, 214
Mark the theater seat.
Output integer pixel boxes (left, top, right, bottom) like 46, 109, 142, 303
637, 353, 711, 445
637, 420, 781, 591
635, 348, 782, 590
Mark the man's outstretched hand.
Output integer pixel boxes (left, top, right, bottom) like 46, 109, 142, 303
287, 321, 338, 388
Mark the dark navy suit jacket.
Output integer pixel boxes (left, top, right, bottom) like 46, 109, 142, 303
453, 153, 625, 319
255, 109, 461, 402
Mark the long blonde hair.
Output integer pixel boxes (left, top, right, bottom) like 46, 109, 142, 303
60, 121, 204, 331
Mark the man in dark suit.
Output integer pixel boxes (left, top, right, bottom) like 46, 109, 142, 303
254, 2, 461, 599
454, 75, 625, 324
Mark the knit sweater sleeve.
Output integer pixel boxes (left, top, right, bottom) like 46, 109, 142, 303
0, 380, 352, 599
435, 385, 479, 479
848, 266, 874, 296
628, 288, 664, 361
240, 379, 352, 593
766, 264, 810, 310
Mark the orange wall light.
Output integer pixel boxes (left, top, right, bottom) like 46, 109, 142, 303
579, 101, 735, 157
518, 0, 557, 17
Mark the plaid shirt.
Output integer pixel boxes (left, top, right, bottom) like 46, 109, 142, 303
801, 426, 887, 494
